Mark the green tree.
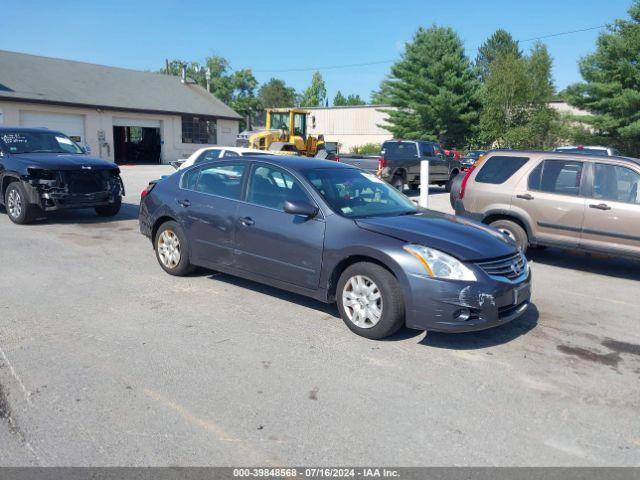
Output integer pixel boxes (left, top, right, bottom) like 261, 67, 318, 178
345, 94, 366, 105
479, 43, 559, 149
475, 29, 521, 81
259, 78, 297, 108
378, 26, 480, 147
300, 71, 327, 107
565, 0, 640, 155
333, 91, 347, 106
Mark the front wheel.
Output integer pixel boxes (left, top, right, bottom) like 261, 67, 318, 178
336, 262, 405, 339
445, 171, 458, 193
4, 182, 39, 225
154, 221, 196, 276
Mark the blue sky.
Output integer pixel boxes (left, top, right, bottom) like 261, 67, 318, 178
0, 0, 632, 102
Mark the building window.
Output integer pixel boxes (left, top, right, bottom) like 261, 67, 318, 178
182, 116, 217, 144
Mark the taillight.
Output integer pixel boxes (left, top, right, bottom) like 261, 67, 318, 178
141, 182, 156, 200
335, 155, 340, 162
459, 156, 485, 200
378, 156, 387, 170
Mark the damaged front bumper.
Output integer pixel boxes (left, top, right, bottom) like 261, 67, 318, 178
24, 169, 124, 211
405, 269, 532, 333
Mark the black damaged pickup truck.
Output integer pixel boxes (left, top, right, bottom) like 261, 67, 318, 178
0, 127, 124, 224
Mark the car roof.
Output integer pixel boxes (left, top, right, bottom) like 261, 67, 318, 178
237, 155, 355, 171
0, 126, 61, 134
485, 149, 640, 167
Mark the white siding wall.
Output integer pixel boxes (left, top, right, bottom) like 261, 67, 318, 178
0, 101, 240, 164
306, 105, 394, 153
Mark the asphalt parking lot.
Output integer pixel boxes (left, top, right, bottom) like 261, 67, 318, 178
0, 165, 639, 467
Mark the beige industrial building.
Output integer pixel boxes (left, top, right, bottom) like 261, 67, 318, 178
305, 105, 393, 153
0, 50, 241, 164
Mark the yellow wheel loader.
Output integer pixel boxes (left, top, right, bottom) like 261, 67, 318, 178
237, 108, 324, 156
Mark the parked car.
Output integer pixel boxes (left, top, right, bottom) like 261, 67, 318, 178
450, 150, 640, 258
140, 156, 531, 339
0, 127, 124, 224
172, 146, 275, 170
460, 150, 487, 170
444, 148, 462, 161
377, 140, 462, 192
554, 145, 621, 156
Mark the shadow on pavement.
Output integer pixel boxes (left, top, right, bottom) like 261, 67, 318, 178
419, 303, 539, 350
26, 202, 140, 225
528, 248, 640, 281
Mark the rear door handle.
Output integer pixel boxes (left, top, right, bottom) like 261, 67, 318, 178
240, 216, 255, 226
516, 193, 534, 200
589, 203, 611, 211
177, 199, 191, 208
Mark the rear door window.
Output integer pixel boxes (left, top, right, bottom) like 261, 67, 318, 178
419, 142, 434, 156
382, 142, 418, 159
194, 164, 246, 200
528, 160, 584, 196
593, 163, 640, 204
475, 156, 529, 184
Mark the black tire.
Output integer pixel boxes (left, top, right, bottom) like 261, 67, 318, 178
408, 181, 420, 191
4, 182, 39, 225
391, 175, 404, 191
154, 221, 196, 276
445, 170, 458, 193
336, 262, 405, 340
95, 197, 122, 217
490, 219, 528, 253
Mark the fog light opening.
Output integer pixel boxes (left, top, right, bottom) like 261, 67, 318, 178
453, 308, 471, 322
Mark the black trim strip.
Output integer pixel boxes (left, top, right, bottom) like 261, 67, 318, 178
537, 221, 582, 233
538, 221, 640, 242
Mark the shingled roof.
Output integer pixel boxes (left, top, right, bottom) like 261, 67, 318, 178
0, 50, 242, 119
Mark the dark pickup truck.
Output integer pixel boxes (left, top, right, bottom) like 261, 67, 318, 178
336, 140, 462, 192
0, 127, 124, 224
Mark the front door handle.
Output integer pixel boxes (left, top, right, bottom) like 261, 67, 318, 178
589, 203, 611, 211
177, 199, 191, 208
240, 216, 255, 226
516, 193, 534, 200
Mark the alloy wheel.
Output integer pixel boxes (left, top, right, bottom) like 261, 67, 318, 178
342, 275, 383, 329
7, 189, 22, 219
158, 230, 181, 269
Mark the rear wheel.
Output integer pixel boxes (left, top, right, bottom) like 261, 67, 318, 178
391, 175, 404, 191
336, 262, 405, 339
95, 197, 122, 217
490, 219, 528, 253
154, 221, 195, 276
4, 182, 39, 225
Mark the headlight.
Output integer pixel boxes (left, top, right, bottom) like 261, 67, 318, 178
403, 244, 477, 281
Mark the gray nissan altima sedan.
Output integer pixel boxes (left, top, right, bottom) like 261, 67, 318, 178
139, 156, 532, 339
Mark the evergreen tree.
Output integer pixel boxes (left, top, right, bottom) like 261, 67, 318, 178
300, 71, 327, 107
475, 29, 521, 81
379, 26, 480, 146
566, 0, 640, 155
346, 94, 366, 105
333, 91, 347, 106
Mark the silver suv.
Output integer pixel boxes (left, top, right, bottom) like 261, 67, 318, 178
451, 150, 640, 258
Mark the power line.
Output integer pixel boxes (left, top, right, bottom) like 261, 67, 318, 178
253, 24, 608, 74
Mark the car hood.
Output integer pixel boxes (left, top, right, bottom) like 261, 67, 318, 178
11, 153, 119, 171
355, 211, 517, 261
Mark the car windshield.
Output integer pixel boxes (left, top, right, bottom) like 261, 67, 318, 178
0, 131, 84, 154
304, 167, 418, 218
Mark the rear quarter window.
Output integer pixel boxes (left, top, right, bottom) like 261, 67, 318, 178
475, 156, 529, 184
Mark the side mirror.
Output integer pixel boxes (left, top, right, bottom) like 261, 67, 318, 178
283, 200, 318, 218
83, 144, 92, 155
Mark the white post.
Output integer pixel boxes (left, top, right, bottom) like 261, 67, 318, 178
419, 160, 429, 209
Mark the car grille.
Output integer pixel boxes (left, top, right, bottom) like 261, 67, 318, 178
60, 171, 108, 194
476, 252, 527, 280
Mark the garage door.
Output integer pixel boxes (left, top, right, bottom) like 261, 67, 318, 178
113, 117, 161, 129
20, 111, 86, 144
